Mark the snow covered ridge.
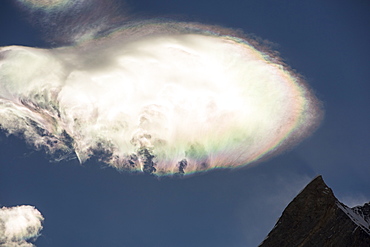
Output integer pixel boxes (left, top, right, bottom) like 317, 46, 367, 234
337, 201, 370, 235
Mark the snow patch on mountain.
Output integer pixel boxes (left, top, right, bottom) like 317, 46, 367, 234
337, 201, 370, 235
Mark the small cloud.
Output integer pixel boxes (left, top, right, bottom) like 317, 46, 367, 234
0, 205, 44, 247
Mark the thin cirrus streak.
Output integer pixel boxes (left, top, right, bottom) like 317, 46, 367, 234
15, 0, 71, 9
0, 2, 323, 177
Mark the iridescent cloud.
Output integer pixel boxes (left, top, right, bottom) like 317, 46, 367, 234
0, 2, 323, 176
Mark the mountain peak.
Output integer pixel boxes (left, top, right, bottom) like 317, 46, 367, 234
259, 175, 370, 247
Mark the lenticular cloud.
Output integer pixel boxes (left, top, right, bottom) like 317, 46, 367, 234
0, 1, 323, 176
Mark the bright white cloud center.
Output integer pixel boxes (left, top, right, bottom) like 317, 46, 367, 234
0, 21, 322, 176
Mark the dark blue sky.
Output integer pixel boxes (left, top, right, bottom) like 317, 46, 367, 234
1, 0, 370, 246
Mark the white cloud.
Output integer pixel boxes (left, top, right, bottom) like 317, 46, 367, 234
1, 0, 323, 177
0, 205, 44, 247
0, 29, 322, 176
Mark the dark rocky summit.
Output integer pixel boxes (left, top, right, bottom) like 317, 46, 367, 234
259, 175, 370, 247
